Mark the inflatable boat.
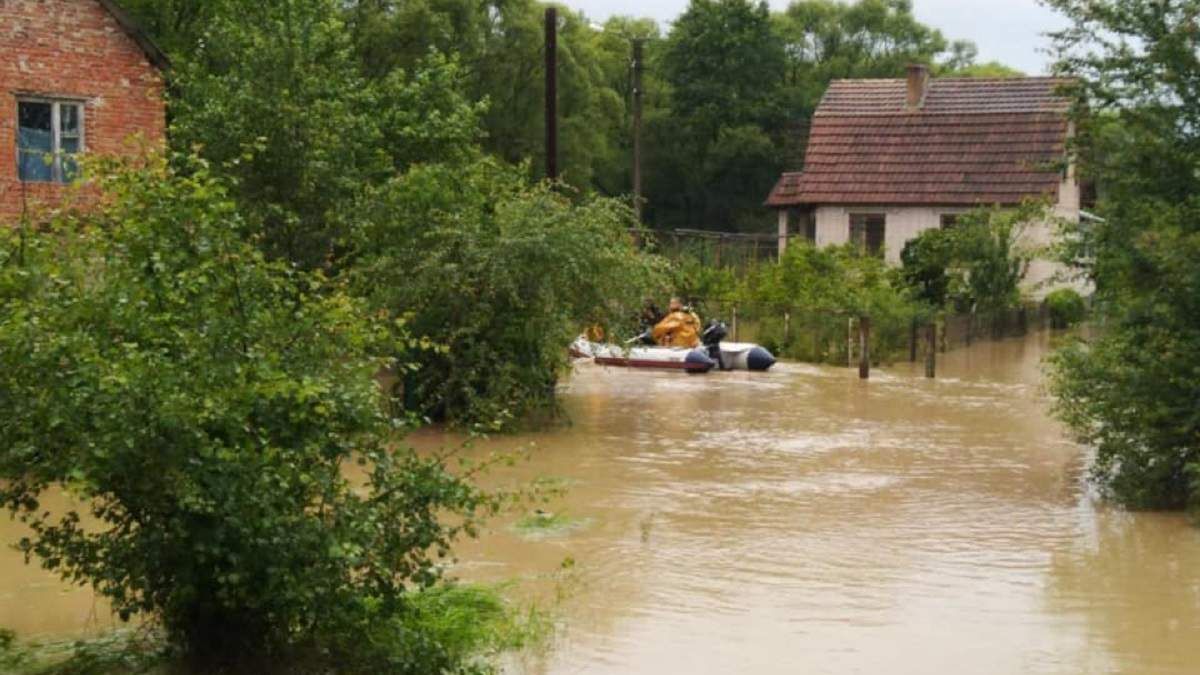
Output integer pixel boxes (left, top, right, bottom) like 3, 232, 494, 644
570, 322, 776, 373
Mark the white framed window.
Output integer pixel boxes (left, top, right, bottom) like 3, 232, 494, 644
17, 98, 85, 183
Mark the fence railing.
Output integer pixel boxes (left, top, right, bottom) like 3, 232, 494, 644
685, 299, 1054, 379
631, 228, 1059, 377
634, 228, 779, 273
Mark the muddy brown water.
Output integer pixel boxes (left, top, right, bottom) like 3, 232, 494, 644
2, 331, 1199, 674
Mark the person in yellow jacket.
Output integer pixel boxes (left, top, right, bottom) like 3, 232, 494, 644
652, 297, 702, 348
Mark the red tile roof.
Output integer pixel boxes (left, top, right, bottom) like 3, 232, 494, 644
766, 77, 1074, 208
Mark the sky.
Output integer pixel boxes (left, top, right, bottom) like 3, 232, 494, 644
559, 0, 1071, 76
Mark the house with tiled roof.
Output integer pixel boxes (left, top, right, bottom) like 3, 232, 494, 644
766, 65, 1080, 298
1, 0, 167, 221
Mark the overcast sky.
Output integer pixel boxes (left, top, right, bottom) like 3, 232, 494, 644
560, 0, 1070, 76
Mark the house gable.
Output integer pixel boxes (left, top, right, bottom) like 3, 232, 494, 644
96, 0, 170, 71
0, 0, 167, 221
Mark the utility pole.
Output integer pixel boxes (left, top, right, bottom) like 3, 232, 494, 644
631, 38, 645, 222
544, 6, 558, 181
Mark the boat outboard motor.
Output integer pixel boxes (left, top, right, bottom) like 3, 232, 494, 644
701, 320, 728, 365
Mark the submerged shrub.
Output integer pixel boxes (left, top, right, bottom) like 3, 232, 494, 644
1044, 288, 1087, 328
734, 244, 918, 364
0, 156, 500, 672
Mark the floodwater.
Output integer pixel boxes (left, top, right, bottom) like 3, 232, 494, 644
3, 331, 1200, 674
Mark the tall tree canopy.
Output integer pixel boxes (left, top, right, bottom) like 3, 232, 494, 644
123, 0, 1000, 236
774, 0, 960, 118
647, 0, 787, 230
1046, 0, 1200, 510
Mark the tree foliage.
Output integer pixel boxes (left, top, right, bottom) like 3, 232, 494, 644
743, 244, 908, 318
1045, 0, 1200, 510
899, 205, 1039, 315
774, 0, 961, 119
169, 0, 483, 269
0, 157, 498, 671
732, 244, 917, 362
122, 0, 1006, 236
1044, 288, 1087, 329
943, 61, 1026, 78
344, 0, 626, 189
348, 159, 669, 429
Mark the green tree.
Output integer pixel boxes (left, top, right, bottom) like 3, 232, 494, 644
115, 0, 223, 54
0, 157, 495, 671
943, 61, 1026, 78
651, 0, 787, 230
900, 226, 956, 308
348, 158, 669, 429
662, 0, 786, 141
899, 205, 1038, 317
345, 0, 626, 189
1045, 0, 1200, 509
950, 207, 1036, 315
774, 0, 959, 117
162, 0, 483, 269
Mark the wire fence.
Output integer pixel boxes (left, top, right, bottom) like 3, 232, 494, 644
687, 299, 1052, 370
636, 228, 779, 274
636, 227, 1059, 374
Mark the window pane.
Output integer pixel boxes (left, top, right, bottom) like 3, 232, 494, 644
18, 102, 54, 182
850, 216, 865, 248
866, 217, 885, 256
850, 214, 886, 256
18, 101, 52, 137
60, 140, 81, 183
59, 104, 83, 183
60, 104, 81, 137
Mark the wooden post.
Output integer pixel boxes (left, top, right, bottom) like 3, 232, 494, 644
544, 7, 558, 180
909, 318, 918, 362
924, 322, 936, 378
858, 315, 871, 380
847, 317, 855, 368
732, 306, 739, 342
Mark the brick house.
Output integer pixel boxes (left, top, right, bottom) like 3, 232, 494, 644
1, 0, 167, 222
766, 65, 1081, 299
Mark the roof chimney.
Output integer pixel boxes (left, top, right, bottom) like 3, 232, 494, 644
906, 64, 930, 110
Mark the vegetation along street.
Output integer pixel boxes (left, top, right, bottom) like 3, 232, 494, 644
0, 0, 1197, 673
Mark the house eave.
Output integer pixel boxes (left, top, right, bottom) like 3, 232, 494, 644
96, 0, 170, 71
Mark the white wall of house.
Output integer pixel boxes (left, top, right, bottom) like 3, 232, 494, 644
803, 166, 1086, 300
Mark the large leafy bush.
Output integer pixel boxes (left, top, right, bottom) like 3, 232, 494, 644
735, 244, 917, 363
0, 157, 495, 672
349, 159, 668, 429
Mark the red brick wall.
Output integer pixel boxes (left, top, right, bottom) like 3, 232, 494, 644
0, 0, 165, 222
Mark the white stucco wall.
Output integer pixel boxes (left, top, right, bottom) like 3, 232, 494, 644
808, 164, 1088, 301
